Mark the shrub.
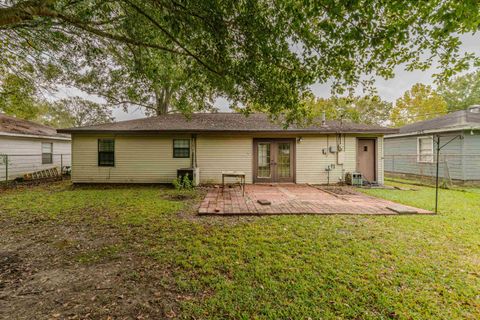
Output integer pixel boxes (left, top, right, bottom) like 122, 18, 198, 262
172, 175, 194, 190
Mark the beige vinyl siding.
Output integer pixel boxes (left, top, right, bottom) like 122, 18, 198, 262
196, 135, 253, 184
70, 133, 386, 185
377, 137, 384, 184
296, 135, 357, 184
71, 134, 190, 183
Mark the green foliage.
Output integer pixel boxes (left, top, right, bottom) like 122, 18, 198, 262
0, 72, 113, 127
172, 175, 194, 191
305, 95, 392, 126
390, 83, 448, 127
46, 97, 114, 128
437, 70, 480, 112
0, 73, 49, 121
1, 1, 479, 122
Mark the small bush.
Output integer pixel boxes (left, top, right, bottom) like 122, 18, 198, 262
172, 175, 194, 190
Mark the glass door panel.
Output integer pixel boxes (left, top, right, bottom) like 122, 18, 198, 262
257, 143, 271, 178
277, 143, 291, 178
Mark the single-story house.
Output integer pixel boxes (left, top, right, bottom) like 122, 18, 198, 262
384, 105, 480, 184
0, 113, 71, 181
58, 113, 396, 185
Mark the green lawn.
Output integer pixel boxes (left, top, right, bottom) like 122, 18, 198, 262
0, 182, 479, 319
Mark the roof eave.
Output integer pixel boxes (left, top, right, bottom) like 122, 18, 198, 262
58, 129, 396, 135
385, 125, 480, 138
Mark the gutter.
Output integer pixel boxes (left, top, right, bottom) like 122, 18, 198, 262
384, 126, 480, 138
0, 131, 71, 141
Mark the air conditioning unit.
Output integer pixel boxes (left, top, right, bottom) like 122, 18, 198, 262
345, 172, 362, 186
177, 167, 200, 186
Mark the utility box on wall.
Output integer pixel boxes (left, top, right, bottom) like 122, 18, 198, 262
337, 151, 345, 164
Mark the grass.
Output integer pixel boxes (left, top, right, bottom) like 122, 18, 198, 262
1, 181, 479, 319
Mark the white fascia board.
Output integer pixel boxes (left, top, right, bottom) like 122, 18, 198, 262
0, 131, 71, 141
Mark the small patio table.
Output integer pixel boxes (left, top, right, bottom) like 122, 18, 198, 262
221, 171, 246, 196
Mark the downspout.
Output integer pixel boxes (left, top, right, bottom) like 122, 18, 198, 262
191, 134, 197, 168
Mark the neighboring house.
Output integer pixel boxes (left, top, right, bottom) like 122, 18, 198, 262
0, 113, 71, 181
384, 105, 480, 184
58, 113, 395, 185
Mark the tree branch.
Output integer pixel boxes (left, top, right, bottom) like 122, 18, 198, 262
0, 0, 185, 55
122, 0, 223, 77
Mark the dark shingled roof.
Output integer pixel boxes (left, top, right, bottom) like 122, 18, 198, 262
57, 113, 396, 134
0, 113, 70, 139
396, 106, 480, 135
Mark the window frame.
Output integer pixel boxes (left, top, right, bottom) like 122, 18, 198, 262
98, 139, 115, 167
417, 136, 434, 163
173, 139, 190, 158
41, 142, 53, 165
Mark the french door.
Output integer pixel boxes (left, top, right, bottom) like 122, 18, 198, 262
253, 139, 295, 183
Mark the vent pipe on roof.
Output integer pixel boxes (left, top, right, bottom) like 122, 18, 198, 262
321, 112, 326, 126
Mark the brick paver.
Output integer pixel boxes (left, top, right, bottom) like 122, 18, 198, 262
198, 184, 432, 216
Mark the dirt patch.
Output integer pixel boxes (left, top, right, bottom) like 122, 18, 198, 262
0, 178, 67, 191
0, 219, 180, 320
163, 193, 194, 201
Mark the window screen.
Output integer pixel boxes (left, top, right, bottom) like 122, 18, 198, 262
98, 139, 115, 166
417, 136, 433, 163
42, 142, 53, 164
173, 139, 190, 158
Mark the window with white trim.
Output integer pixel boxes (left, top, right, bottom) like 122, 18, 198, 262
417, 136, 433, 163
42, 142, 53, 164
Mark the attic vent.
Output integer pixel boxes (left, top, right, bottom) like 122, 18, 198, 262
468, 105, 480, 113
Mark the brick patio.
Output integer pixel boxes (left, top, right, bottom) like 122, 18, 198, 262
198, 184, 432, 215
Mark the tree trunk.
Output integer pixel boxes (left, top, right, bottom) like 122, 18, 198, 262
154, 86, 171, 115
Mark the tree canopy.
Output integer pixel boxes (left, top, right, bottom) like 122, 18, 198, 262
390, 83, 448, 127
438, 70, 480, 112
1, 0, 480, 122
0, 73, 113, 127
305, 95, 392, 126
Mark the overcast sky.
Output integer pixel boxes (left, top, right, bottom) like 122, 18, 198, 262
58, 33, 480, 121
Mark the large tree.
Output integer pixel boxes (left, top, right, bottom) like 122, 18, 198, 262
390, 83, 448, 127
1, 0, 479, 122
72, 47, 219, 116
437, 70, 480, 112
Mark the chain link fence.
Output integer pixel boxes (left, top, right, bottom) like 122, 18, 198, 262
384, 154, 480, 185
0, 154, 71, 182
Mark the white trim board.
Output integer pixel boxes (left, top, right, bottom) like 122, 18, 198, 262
0, 131, 71, 141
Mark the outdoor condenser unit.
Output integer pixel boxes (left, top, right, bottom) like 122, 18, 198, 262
345, 172, 362, 186
177, 168, 200, 186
